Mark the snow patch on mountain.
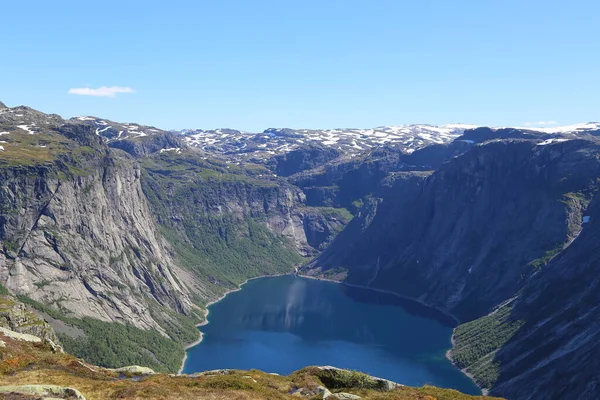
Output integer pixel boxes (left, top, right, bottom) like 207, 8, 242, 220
176, 124, 479, 162
66, 111, 600, 164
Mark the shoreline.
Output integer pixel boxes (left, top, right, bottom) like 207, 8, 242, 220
298, 274, 460, 325
445, 344, 488, 397
177, 272, 484, 395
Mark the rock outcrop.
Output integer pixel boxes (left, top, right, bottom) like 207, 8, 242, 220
0, 295, 59, 346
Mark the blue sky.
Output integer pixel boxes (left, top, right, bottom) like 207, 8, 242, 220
1, 0, 598, 131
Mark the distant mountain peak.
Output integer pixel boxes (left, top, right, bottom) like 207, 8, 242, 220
0, 101, 7, 109
176, 124, 478, 163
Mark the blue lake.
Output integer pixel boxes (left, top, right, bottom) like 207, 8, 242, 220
182, 275, 480, 395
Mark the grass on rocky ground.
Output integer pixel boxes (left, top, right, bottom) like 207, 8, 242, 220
0, 131, 78, 166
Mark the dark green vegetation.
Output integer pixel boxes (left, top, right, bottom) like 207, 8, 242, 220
0, 283, 9, 296
450, 306, 524, 388
16, 295, 195, 373
58, 320, 185, 374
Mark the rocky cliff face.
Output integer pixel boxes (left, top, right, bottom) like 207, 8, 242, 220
0, 148, 194, 333
0, 106, 199, 338
267, 144, 342, 177
486, 191, 600, 399
288, 140, 475, 211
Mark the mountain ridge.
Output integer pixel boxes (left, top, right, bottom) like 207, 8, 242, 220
1, 100, 599, 399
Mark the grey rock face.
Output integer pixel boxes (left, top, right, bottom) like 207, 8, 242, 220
314, 366, 401, 392
109, 133, 185, 157
112, 366, 155, 375
267, 144, 342, 177
0, 152, 194, 333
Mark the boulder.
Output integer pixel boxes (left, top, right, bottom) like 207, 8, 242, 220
327, 393, 362, 399
0, 327, 41, 343
113, 366, 155, 375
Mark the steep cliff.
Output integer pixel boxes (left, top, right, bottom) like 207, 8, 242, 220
308, 139, 599, 317
0, 152, 196, 331
267, 144, 343, 177
0, 106, 202, 371
462, 190, 600, 399
288, 138, 475, 212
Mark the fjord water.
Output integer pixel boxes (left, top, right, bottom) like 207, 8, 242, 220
183, 275, 480, 395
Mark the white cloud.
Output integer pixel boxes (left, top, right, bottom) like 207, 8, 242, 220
68, 86, 136, 98
523, 120, 558, 127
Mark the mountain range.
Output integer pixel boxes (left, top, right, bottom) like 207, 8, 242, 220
0, 100, 599, 399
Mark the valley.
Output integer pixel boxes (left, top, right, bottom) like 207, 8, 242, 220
0, 101, 599, 399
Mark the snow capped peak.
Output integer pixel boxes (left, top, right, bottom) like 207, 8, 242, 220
175, 124, 479, 162
69, 116, 166, 141
172, 121, 600, 163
